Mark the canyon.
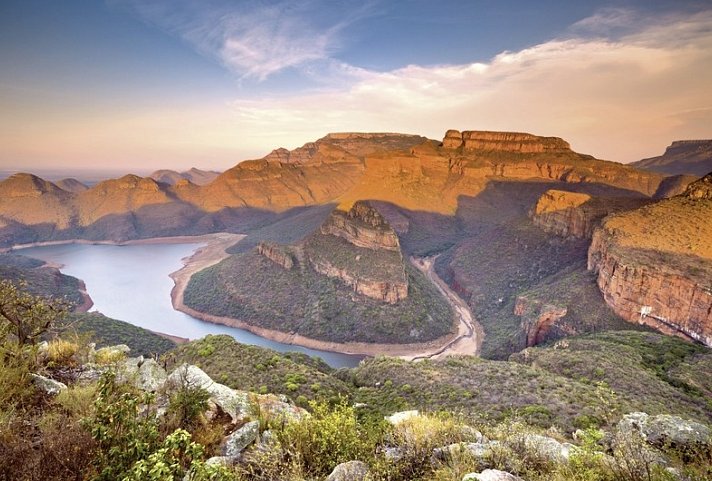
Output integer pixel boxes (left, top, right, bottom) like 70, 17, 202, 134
2, 129, 709, 354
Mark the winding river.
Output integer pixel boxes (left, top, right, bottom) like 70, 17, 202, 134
17, 242, 365, 368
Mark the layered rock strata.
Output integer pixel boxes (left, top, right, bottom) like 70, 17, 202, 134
257, 242, 295, 270
442, 130, 571, 153
306, 201, 408, 303
530, 190, 648, 239
514, 296, 569, 347
588, 174, 712, 346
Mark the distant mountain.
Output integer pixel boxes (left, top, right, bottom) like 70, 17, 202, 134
55, 178, 89, 193
149, 167, 220, 185
631, 140, 712, 176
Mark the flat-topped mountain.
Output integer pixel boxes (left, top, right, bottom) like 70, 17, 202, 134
632, 140, 712, 177
442, 129, 571, 153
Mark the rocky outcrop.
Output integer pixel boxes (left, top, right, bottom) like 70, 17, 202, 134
683, 171, 712, 200
514, 296, 569, 347
632, 140, 712, 177
588, 173, 712, 346
320, 201, 401, 251
588, 232, 712, 346
257, 242, 295, 270
442, 130, 571, 153
530, 190, 647, 239
326, 461, 370, 481
617, 412, 711, 451
309, 256, 408, 303
307, 201, 409, 304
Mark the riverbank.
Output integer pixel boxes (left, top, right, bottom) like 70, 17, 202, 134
169, 235, 481, 359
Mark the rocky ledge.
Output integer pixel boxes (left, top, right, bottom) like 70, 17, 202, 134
442, 129, 571, 153
530, 190, 648, 239
587, 174, 712, 346
307, 201, 408, 304
257, 242, 295, 270
320, 201, 401, 251
514, 296, 569, 347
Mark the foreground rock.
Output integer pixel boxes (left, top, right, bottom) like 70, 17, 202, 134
326, 460, 370, 481
618, 412, 712, 450
166, 364, 250, 422
463, 469, 525, 481
222, 421, 260, 458
30, 373, 67, 395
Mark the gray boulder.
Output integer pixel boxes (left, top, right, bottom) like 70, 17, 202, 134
326, 460, 370, 481
463, 469, 525, 481
90, 344, 130, 364
385, 410, 419, 426
510, 434, 573, 464
166, 364, 249, 422
30, 373, 67, 395
618, 412, 711, 450
136, 358, 167, 392
433, 442, 494, 468
222, 421, 260, 458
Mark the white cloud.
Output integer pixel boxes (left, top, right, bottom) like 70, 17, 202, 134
116, 0, 375, 80
222, 10, 712, 163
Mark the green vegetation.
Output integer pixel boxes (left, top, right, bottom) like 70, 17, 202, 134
168, 335, 351, 406
343, 331, 712, 432
0, 253, 84, 306
66, 312, 176, 356
184, 250, 453, 344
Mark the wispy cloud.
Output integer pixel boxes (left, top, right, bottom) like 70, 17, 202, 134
221, 9, 712, 163
115, 0, 377, 80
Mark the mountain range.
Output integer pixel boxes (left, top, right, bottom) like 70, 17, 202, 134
1, 129, 710, 356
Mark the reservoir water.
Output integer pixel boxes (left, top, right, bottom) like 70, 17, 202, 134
18, 242, 364, 368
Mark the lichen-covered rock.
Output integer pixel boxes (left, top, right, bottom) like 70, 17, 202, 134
90, 344, 130, 364
222, 421, 260, 458
385, 410, 420, 425
166, 364, 249, 422
30, 373, 67, 395
432, 442, 494, 468
254, 393, 308, 422
463, 469, 525, 481
618, 412, 712, 450
326, 460, 370, 481
136, 358, 167, 392
510, 434, 574, 464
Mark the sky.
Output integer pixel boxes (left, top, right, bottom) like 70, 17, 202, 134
1, 0, 711, 174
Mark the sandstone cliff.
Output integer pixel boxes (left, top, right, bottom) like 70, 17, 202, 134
632, 140, 712, 177
320, 201, 401, 251
442, 130, 571, 153
588, 174, 712, 346
305, 202, 408, 304
256, 242, 295, 270
0, 129, 675, 245
530, 190, 648, 239
514, 296, 569, 347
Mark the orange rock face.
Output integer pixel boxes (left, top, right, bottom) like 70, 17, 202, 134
307, 202, 408, 304
320, 201, 401, 251
530, 190, 648, 239
514, 296, 569, 347
587, 176, 712, 346
442, 130, 571, 153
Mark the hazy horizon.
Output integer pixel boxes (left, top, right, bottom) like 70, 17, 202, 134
2, 0, 712, 172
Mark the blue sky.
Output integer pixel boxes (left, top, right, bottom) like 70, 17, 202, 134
1, 0, 711, 173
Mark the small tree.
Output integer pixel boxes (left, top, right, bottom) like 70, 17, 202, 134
0, 280, 70, 348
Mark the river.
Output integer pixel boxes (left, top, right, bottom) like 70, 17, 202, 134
17, 242, 364, 368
